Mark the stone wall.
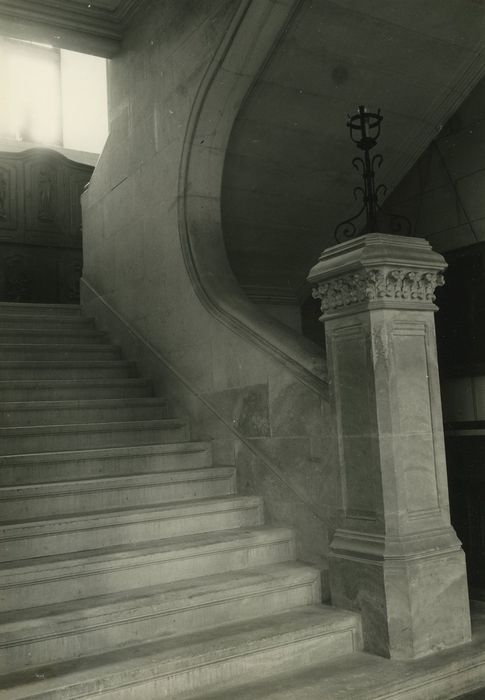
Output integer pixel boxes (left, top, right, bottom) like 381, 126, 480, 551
82, 0, 337, 594
385, 78, 485, 414
387, 76, 485, 255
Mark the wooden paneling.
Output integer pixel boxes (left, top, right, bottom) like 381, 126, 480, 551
0, 158, 18, 235
0, 148, 93, 303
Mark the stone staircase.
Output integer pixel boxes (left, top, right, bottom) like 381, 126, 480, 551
0, 302, 362, 700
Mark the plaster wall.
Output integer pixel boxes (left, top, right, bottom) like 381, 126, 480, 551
82, 0, 336, 592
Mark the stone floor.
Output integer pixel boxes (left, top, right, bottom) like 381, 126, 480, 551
186, 604, 485, 700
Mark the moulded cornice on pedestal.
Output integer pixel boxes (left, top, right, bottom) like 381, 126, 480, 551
308, 234, 447, 318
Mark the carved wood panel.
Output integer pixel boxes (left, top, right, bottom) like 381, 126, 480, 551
0, 148, 93, 303
0, 159, 18, 236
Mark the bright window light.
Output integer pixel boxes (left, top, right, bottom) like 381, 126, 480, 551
0, 38, 61, 145
61, 50, 108, 154
7, 50, 61, 144
0, 37, 109, 154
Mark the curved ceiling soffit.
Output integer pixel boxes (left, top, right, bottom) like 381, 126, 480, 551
177, 0, 328, 397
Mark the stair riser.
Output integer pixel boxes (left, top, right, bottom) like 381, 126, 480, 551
1, 535, 293, 610
0, 446, 212, 486
0, 347, 120, 361
0, 365, 137, 380
7, 627, 357, 700
0, 403, 168, 427
0, 580, 320, 673
0, 475, 236, 520
0, 425, 188, 455
0, 382, 152, 402
0, 504, 264, 561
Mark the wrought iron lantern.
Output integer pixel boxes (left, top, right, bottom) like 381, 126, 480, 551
334, 105, 411, 243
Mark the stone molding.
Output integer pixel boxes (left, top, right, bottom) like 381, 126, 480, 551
308, 233, 447, 318
331, 526, 462, 563
0, 0, 146, 56
243, 284, 298, 306
312, 267, 445, 315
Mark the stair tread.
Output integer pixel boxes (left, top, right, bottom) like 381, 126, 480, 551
0, 302, 80, 310
0, 465, 235, 496
0, 417, 186, 436
0, 360, 133, 367
0, 525, 291, 583
0, 396, 166, 411
0, 605, 359, 695
0, 314, 91, 322
0, 440, 210, 465
0, 377, 149, 386
0, 562, 318, 633
181, 653, 373, 700
0, 494, 261, 529
0, 329, 103, 336
0, 343, 116, 349
0, 304, 335, 699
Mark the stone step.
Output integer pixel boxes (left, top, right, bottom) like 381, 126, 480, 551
0, 315, 94, 330
0, 441, 212, 486
0, 525, 290, 610
0, 377, 153, 402
0, 327, 108, 344
0, 302, 81, 317
183, 647, 485, 700
0, 466, 236, 520
0, 495, 265, 561
0, 563, 320, 673
0, 418, 189, 455
0, 360, 137, 380
0, 606, 362, 700
0, 397, 168, 428
0, 343, 120, 361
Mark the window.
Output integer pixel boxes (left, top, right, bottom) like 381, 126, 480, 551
0, 38, 62, 145
0, 37, 108, 154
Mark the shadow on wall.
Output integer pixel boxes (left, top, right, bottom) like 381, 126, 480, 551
386, 74, 485, 256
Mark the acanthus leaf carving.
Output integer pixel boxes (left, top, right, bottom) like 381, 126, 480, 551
312, 267, 445, 314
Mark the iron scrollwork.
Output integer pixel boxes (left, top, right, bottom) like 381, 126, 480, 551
334, 105, 412, 243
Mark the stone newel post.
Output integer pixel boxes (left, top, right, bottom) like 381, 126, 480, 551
308, 233, 471, 659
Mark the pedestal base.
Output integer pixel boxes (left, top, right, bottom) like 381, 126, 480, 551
330, 530, 471, 659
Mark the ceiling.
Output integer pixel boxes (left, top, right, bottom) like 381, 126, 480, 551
0, 0, 147, 56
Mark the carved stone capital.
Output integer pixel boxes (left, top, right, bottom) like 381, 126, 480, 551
307, 233, 447, 318
312, 267, 445, 315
